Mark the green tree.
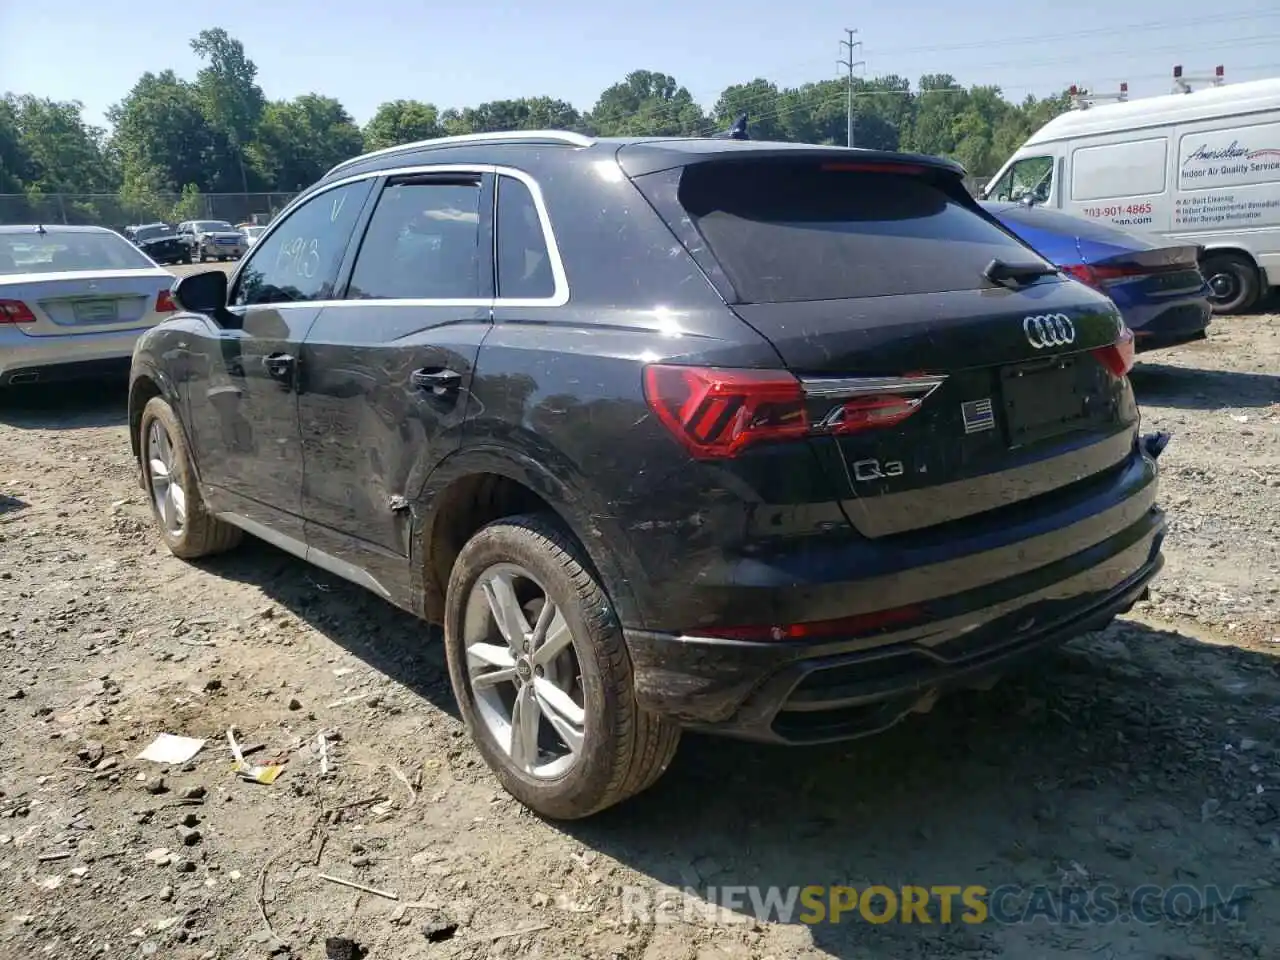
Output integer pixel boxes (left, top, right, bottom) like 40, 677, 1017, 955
171, 183, 204, 221
364, 99, 444, 151
108, 70, 229, 195
587, 70, 705, 136
251, 95, 364, 189
0, 97, 34, 193
190, 28, 266, 192
442, 97, 583, 135
5, 94, 114, 194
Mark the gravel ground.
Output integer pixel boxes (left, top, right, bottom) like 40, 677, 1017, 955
0, 309, 1278, 960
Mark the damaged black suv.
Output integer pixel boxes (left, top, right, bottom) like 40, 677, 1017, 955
129, 130, 1167, 819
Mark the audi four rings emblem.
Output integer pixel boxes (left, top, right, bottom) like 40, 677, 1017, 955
1023, 313, 1076, 349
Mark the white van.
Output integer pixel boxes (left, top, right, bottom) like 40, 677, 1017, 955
983, 78, 1280, 314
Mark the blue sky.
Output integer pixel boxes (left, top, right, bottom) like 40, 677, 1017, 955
4, 0, 1279, 130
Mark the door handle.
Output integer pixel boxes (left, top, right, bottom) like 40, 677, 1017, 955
411, 367, 462, 397
262, 353, 295, 380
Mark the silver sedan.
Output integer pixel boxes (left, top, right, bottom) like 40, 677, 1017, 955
0, 224, 179, 387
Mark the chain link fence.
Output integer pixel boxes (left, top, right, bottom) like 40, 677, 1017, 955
0, 192, 298, 231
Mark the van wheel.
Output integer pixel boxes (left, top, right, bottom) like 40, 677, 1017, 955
444, 514, 680, 820
139, 397, 242, 559
1202, 253, 1260, 315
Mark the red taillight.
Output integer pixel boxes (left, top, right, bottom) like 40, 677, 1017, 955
0, 299, 36, 324
155, 289, 177, 313
697, 604, 924, 642
643, 366, 807, 459
1092, 323, 1136, 377
1062, 263, 1104, 291
642, 366, 941, 459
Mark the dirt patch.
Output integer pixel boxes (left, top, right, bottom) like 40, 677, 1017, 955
0, 314, 1278, 959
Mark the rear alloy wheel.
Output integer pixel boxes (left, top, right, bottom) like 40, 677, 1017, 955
1202, 253, 1260, 315
139, 397, 242, 559
444, 514, 680, 820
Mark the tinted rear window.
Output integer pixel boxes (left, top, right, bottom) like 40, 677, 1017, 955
674, 163, 1036, 302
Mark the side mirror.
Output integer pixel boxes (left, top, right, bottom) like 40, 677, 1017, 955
172, 269, 230, 317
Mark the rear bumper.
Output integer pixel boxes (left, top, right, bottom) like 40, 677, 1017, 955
0, 327, 143, 384
1126, 299, 1212, 351
200, 241, 246, 257
624, 445, 1168, 744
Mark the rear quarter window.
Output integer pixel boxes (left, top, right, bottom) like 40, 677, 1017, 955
661, 162, 1040, 303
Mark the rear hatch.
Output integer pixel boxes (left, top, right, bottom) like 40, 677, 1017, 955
627, 151, 1139, 539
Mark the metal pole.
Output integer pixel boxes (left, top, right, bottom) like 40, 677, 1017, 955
838, 28, 864, 148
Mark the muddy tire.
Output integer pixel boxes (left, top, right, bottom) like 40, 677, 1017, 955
138, 396, 242, 560
1202, 253, 1260, 315
444, 513, 680, 820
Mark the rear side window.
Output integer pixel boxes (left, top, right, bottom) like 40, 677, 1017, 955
1071, 138, 1167, 201
668, 163, 1037, 303
496, 176, 555, 300
347, 179, 482, 301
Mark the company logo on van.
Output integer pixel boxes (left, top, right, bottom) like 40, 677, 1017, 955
1182, 141, 1280, 166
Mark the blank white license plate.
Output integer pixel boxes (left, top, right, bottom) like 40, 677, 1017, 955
72, 299, 119, 323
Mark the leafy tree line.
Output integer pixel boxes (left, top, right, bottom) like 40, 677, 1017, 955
0, 28, 1071, 224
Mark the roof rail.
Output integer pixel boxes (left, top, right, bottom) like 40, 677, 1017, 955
325, 130, 595, 178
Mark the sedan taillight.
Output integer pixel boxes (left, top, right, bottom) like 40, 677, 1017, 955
0, 299, 36, 324
156, 290, 177, 313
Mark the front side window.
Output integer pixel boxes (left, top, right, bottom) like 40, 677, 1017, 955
988, 156, 1054, 204
346, 179, 482, 301
231, 180, 373, 306
496, 176, 555, 300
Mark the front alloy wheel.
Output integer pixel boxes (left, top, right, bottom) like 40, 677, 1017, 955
146, 419, 186, 536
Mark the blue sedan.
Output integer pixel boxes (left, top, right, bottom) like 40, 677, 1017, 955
981, 201, 1212, 353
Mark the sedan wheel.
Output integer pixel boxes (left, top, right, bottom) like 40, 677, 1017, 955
466, 563, 585, 779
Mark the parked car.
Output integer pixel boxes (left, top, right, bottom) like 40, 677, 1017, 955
176, 220, 248, 261
982, 77, 1280, 314
1, 224, 178, 386
241, 225, 266, 247
129, 131, 1167, 820
124, 222, 191, 265
982, 200, 1212, 353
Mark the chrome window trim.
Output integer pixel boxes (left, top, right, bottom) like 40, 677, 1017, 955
324, 130, 594, 178
231, 163, 569, 310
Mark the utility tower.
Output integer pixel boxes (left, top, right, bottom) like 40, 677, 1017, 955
838, 28, 865, 148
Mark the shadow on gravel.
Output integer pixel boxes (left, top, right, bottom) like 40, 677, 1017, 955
0, 493, 29, 515
200, 537, 460, 720
1130, 362, 1280, 410
0, 378, 129, 429
199, 537, 1280, 957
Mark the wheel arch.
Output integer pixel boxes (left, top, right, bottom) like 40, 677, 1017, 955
412, 444, 646, 631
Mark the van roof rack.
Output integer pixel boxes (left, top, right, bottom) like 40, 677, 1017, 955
326, 130, 595, 178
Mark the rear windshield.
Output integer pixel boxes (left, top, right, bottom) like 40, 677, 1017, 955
0, 232, 155, 275
133, 224, 175, 241
673, 162, 1039, 303
195, 221, 235, 232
